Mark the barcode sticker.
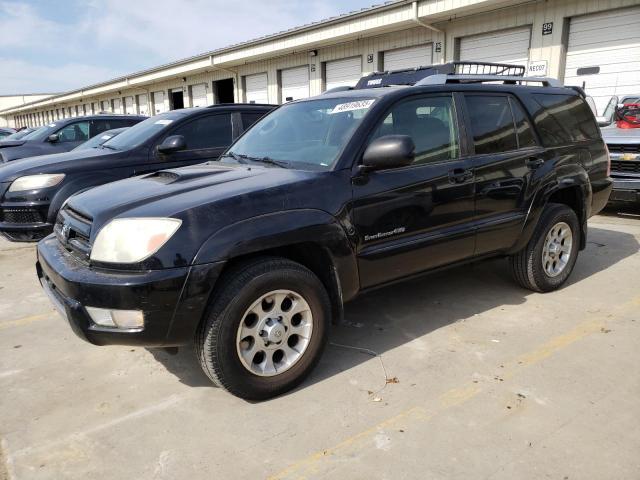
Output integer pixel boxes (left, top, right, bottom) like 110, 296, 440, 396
329, 99, 375, 114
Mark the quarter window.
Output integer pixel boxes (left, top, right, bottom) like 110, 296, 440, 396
56, 121, 89, 143
169, 114, 232, 149
466, 96, 517, 154
372, 96, 459, 164
532, 94, 600, 146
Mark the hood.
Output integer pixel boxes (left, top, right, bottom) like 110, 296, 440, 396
0, 148, 115, 182
68, 163, 316, 229
0, 140, 27, 148
601, 126, 640, 145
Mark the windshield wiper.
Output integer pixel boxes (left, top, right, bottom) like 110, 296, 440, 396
242, 155, 290, 168
101, 144, 117, 151
220, 151, 249, 164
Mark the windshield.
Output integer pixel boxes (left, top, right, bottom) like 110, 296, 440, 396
20, 126, 49, 141
1, 129, 30, 141
73, 128, 127, 151
102, 112, 179, 150
225, 97, 376, 169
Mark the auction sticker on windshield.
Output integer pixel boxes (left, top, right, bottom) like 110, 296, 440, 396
330, 99, 375, 114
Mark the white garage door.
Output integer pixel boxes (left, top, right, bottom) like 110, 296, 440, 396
191, 84, 207, 107
124, 97, 134, 114
245, 73, 269, 104
153, 91, 166, 114
564, 7, 640, 115
384, 44, 432, 71
459, 27, 531, 67
281, 66, 309, 102
137, 95, 149, 116
112, 98, 122, 114
325, 57, 362, 90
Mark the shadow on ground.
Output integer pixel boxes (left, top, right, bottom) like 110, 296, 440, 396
148, 225, 639, 394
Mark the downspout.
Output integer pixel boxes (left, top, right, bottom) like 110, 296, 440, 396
411, 1, 442, 33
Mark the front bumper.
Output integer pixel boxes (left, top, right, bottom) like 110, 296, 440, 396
0, 183, 54, 240
36, 235, 224, 347
609, 176, 640, 203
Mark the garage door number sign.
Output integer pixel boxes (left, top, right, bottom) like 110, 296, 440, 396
542, 22, 553, 35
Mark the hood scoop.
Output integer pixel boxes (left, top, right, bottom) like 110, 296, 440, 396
143, 165, 235, 184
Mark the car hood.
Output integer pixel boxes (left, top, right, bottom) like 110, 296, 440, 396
0, 140, 27, 148
0, 148, 114, 182
67, 163, 323, 232
601, 126, 640, 145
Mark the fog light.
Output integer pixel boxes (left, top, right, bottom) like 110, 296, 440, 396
86, 307, 144, 330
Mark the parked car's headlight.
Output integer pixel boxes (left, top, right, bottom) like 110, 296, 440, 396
9, 174, 65, 192
90, 218, 182, 264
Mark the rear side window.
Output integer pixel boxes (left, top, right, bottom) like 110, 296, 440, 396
509, 98, 537, 148
465, 96, 517, 154
241, 112, 267, 131
170, 113, 232, 149
532, 94, 600, 146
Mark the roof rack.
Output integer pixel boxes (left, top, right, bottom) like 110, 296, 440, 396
353, 61, 563, 89
415, 74, 562, 87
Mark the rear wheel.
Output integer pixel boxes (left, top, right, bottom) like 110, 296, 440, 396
196, 257, 330, 400
509, 203, 580, 292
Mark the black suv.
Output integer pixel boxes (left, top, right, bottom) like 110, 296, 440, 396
36, 63, 612, 400
0, 104, 274, 241
0, 114, 146, 162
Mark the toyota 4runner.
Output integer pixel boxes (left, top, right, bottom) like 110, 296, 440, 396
36, 63, 612, 400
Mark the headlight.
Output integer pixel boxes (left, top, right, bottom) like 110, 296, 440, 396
9, 174, 65, 192
90, 218, 182, 264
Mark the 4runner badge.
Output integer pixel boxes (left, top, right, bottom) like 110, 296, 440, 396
364, 227, 406, 242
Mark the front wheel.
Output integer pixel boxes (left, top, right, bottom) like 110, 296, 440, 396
196, 257, 330, 400
509, 203, 580, 292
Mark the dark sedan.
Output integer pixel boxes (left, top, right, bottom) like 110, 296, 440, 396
0, 115, 146, 162
0, 104, 274, 241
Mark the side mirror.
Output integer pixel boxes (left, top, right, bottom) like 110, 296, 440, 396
362, 135, 415, 171
47, 133, 59, 143
596, 116, 612, 127
157, 135, 186, 154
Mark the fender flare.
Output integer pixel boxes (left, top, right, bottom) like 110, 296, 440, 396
510, 165, 591, 254
193, 208, 360, 316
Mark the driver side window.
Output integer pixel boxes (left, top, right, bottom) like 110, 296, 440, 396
56, 121, 89, 143
169, 114, 232, 150
371, 96, 459, 165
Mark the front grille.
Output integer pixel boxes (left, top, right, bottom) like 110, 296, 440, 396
55, 206, 93, 261
1, 207, 44, 224
607, 143, 640, 154
611, 160, 640, 174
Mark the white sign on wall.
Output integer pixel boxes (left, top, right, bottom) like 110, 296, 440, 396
527, 60, 548, 77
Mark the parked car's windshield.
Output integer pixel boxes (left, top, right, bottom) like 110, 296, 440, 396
73, 127, 128, 151
225, 97, 377, 169
102, 112, 180, 150
20, 126, 49, 141
2, 128, 36, 141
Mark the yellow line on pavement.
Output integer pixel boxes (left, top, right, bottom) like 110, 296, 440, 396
267, 302, 634, 480
0, 313, 51, 331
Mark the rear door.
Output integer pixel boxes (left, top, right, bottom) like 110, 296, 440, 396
462, 93, 543, 255
351, 93, 476, 288
139, 112, 233, 173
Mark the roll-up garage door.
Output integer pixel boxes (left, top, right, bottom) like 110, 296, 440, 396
113, 98, 122, 114
137, 95, 148, 116
325, 57, 362, 90
191, 84, 207, 107
383, 44, 432, 71
459, 27, 531, 67
101, 100, 110, 112
281, 66, 309, 102
245, 73, 269, 104
564, 7, 640, 115
124, 97, 134, 114
153, 91, 166, 114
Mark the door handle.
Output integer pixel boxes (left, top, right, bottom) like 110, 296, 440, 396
526, 157, 544, 169
448, 168, 473, 184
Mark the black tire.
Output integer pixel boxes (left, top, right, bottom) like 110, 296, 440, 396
509, 203, 580, 292
195, 257, 331, 400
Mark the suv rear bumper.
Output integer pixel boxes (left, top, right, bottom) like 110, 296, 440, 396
36, 235, 224, 347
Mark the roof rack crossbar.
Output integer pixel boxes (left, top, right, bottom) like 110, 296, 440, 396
415, 74, 562, 87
